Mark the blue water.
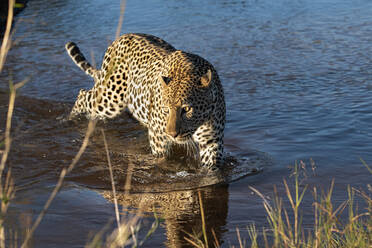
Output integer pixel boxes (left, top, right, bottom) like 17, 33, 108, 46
1, 0, 372, 246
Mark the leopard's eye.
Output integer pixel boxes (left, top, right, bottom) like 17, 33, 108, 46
183, 106, 191, 112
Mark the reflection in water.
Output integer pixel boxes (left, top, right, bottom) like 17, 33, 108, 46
102, 185, 228, 247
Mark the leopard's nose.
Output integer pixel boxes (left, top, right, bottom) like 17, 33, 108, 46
167, 130, 179, 138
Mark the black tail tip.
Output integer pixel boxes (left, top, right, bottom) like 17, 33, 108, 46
65, 42, 76, 50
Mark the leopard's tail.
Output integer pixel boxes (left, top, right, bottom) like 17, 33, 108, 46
65, 42, 100, 80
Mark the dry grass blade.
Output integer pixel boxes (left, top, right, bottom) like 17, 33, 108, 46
0, 169, 14, 248
236, 227, 244, 248
249, 186, 271, 210
211, 228, 221, 248
0, 0, 14, 71
360, 158, 372, 175
0, 3, 28, 247
85, 221, 112, 248
183, 192, 211, 248
184, 235, 202, 248
137, 210, 160, 247
21, 121, 96, 248
248, 162, 372, 248
198, 190, 209, 248
115, 0, 126, 39
130, 225, 138, 247
0, 2, 29, 176
101, 129, 121, 231
0, 78, 27, 248
0, 79, 26, 180
313, 187, 319, 248
283, 179, 295, 213
247, 224, 258, 248
357, 188, 372, 205
100, 205, 160, 248
105, 214, 142, 248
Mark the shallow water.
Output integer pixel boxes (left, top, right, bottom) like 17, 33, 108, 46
1, 0, 372, 246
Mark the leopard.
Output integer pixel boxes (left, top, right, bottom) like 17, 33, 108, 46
65, 33, 226, 169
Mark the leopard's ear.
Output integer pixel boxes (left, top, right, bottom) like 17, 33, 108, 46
200, 69, 212, 87
159, 75, 171, 87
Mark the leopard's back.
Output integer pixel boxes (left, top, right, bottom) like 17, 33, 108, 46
66, 33, 176, 122
99, 34, 177, 124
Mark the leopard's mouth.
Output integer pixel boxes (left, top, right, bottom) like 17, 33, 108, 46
168, 134, 192, 143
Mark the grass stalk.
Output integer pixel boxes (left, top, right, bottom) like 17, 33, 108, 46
184, 191, 218, 248
21, 121, 96, 248
0, 2, 29, 248
247, 161, 372, 248
198, 190, 209, 248
101, 129, 121, 231
0, 0, 14, 71
360, 158, 372, 175
236, 227, 244, 248
0, 79, 26, 248
115, 0, 126, 39
247, 224, 258, 248
88, 2, 159, 246
211, 228, 221, 248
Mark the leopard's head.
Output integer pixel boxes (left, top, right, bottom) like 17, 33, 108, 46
160, 69, 215, 143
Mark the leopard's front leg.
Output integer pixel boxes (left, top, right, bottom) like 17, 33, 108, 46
148, 127, 169, 158
69, 89, 94, 119
193, 121, 225, 169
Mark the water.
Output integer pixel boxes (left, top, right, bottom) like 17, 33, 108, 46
1, 0, 372, 246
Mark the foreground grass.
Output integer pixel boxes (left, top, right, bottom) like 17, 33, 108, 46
188, 162, 372, 248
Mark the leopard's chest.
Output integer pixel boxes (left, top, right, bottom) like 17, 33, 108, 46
124, 64, 163, 126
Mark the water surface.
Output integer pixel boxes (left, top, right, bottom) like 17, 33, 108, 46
1, 0, 372, 246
